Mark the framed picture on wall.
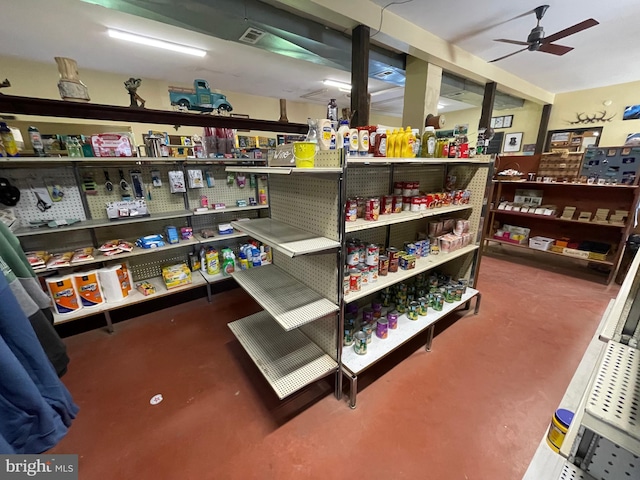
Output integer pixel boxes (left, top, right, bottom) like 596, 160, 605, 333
490, 117, 497, 128
494, 117, 504, 128
503, 132, 523, 152
502, 115, 513, 128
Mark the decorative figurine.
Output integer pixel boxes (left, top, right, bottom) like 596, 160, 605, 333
55, 57, 90, 102
124, 78, 145, 108
0, 79, 10, 94
278, 99, 289, 122
168, 79, 232, 113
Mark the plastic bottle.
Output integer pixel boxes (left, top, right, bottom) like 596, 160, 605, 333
394, 128, 406, 157
251, 246, 261, 267
421, 126, 437, 158
329, 126, 337, 150
305, 118, 318, 144
199, 247, 206, 274
221, 248, 236, 276
258, 189, 267, 205
239, 252, 249, 270
67, 137, 83, 157
412, 128, 421, 157
327, 98, 338, 128
28, 126, 45, 157
318, 119, 332, 151
0, 122, 19, 157
373, 129, 387, 157
358, 129, 369, 156
337, 120, 350, 150
404, 127, 416, 158
348, 128, 359, 156
386, 129, 397, 158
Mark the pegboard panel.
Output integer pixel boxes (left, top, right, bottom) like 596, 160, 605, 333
393, 165, 445, 193
191, 209, 261, 231
78, 164, 186, 219
3, 166, 87, 227
94, 217, 191, 245
269, 175, 339, 240
125, 250, 190, 282
186, 165, 267, 210
346, 166, 391, 198
19, 229, 93, 254
585, 435, 640, 480
314, 150, 342, 169
346, 227, 387, 247
300, 315, 338, 360
449, 165, 490, 239
273, 250, 338, 304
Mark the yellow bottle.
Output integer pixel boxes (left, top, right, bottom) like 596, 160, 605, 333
395, 128, 406, 157
404, 126, 416, 158
386, 129, 397, 158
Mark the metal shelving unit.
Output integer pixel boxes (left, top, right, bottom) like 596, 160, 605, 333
345, 204, 472, 233
231, 218, 340, 257
228, 311, 338, 399
231, 265, 338, 331
347, 156, 492, 165
225, 166, 342, 175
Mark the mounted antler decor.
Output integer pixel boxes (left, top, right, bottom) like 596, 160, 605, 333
567, 111, 616, 125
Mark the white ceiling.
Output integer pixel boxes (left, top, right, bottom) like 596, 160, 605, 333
370, 0, 640, 93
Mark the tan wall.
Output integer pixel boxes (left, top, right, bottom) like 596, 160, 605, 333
0, 54, 399, 145
548, 80, 640, 147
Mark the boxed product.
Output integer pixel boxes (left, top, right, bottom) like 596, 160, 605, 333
136, 281, 156, 296
529, 236, 555, 251
161, 263, 192, 289
399, 254, 416, 270
91, 133, 134, 157
494, 224, 530, 244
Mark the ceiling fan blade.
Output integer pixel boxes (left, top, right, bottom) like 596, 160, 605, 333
542, 18, 599, 44
489, 47, 529, 63
494, 38, 530, 46
538, 43, 574, 56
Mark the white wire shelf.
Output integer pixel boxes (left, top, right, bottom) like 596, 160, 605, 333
228, 310, 338, 399
230, 264, 338, 331
52, 272, 209, 325
345, 205, 473, 233
192, 205, 269, 215
342, 288, 479, 375
230, 218, 340, 257
225, 166, 342, 175
581, 341, 640, 457
345, 244, 479, 302
347, 156, 492, 165
14, 210, 193, 237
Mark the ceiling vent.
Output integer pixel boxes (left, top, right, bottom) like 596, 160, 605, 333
239, 27, 266, 45
373, 69, 394, 80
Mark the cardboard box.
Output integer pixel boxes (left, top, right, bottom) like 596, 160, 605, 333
562, 248, 590, 259
161, 263, 192, 289
529, 236, 555, 251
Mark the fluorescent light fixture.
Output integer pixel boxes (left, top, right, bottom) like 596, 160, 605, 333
437, 103, 445, 110
370, 87, 402, 97
323, 79, 351, 90
107, 29, 206, 57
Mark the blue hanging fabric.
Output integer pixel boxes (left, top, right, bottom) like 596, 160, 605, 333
0, 272, 78, 454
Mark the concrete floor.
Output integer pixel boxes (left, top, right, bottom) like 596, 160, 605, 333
50, 256, 618, 479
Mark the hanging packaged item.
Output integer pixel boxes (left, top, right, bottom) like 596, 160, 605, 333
187, 169, 204, 188
168, 170, 186, 193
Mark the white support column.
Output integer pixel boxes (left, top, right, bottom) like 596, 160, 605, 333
402, 57, 442, 131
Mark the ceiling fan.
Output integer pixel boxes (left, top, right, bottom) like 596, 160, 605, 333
489, 5, 599, 63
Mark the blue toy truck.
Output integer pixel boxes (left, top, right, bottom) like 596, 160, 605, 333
168, 79, 233, 113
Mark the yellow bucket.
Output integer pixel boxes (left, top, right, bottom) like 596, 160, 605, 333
293, 141, 316, 168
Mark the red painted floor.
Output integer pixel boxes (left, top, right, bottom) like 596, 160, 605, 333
51, 256, 618, 479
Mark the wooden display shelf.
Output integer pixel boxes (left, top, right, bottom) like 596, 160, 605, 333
490, 209, 625, 228
493, 180, 637, 189
487, 237, 614, 266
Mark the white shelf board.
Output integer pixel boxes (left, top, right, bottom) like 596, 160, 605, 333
192, 205, 268, 216
598, 298, 618, 343
15, 210, 193, 237
582, 341, 640, 457
52, 272, 207, 324
345, 244, 479, 302
230, 218, 340, 257
557, 462, 596, 480
228, 310, 338, 399
199, 270, 229, 285
231, 264, 338, 331
347, 156, 492, 165
342, 288, 479, 375
345, 204, 472, 233
194, 231, 247, 244
225, 166, 341, 175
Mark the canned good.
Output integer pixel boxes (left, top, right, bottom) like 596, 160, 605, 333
402, 196, 412, 212
433, 293, 444, 311
387, 247, 400, 262
366, 244, 379, 266
378, 255, 389, 276
347, 243, 359, 266
344, 326, 355, 346
388, 259, 399, 273
387, 311, 398, 329
376, 318, 389, 339
405, 243, 417, 256
381, 291, 392, 307
357, 243, 366, 264
354, 331, 367, 354
359, 264, 369, 285
411, 181, 420, 196
402, 182, 412, 197
419, 196, 427, 211
346, 302, 359, 316
431, 242, 440, 255
458, 278, 468, 294
372, 301, 382, 312
445, 286, 455, 303
393, 181, 403, 195
361, 323, 374, 344
362, 307, 374, 323
418, 297, 429, 316
381, 195, 393, 215
408, 301, 419, 320
410, 196, 421, 212
343, 272, 350, 296
407, 294, 415, 303
368, 265, 378, 283
397, 283, 408, 294
346, 198, 358, 222
356, 197, 366, 218
396, 301, 407, 314
365, 197, 380, 221
349, 269, 361, 292
393, 196, 403, 214
454, 284, 463, 302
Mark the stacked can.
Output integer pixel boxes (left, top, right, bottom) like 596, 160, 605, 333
365, 244, 379, 284
365, 197, 380, 221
